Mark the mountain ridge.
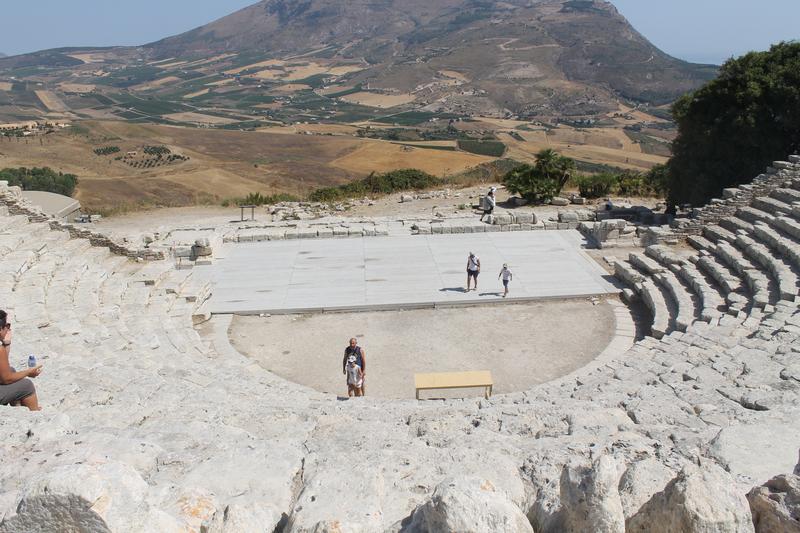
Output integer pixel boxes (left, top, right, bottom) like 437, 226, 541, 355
0, 0, 716, 119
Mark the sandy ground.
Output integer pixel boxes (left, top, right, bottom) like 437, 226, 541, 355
228, 298, 616, 399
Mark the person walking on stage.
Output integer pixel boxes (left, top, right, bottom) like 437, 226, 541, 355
466, 252, 481, 291
498, 263, 513, 298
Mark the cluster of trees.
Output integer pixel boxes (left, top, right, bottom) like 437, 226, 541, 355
506, 43, 800, 207
309, 169, 445, 203
667, 41, 800, 206
143, 145, 171, 156
93, 146, 120, 156
502, 150, 666, 203
0, 167, 78, 197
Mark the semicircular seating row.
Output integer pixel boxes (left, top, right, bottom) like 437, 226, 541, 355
0, 160, 799, 531
613, 167, 800, 340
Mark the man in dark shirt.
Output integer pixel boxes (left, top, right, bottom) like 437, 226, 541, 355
343, 337, 367, 395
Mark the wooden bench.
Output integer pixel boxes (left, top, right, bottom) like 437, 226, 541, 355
414, 370, 493, 400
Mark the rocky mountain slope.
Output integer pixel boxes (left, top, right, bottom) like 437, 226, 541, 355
146, 0, 716, 113
0, 0, 716, 118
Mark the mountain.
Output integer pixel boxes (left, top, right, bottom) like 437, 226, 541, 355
0, 0, 716, 121
145, 0, 716, 112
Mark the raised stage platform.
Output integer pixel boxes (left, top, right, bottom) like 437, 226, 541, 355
200, 230, 620, 315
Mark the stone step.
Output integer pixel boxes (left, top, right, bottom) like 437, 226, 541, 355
713, 241, 771, 308
753, 222, 800, 272
629, 252, 667, 275
770, 216, 800, 243
736, 206, 775, 225
644, 245, 692, 266
770, 187, 800, 205
653, 270, 697, 332
614, 260, 646, 287
693, 252, 745, 297
640, 280, 671, 339
734, 233, 798, 301
719, 216, 753, 235
752, 196, 793, 217
702, 224, 736, 244
677, 263, 727, 322
687, 234, 716, 252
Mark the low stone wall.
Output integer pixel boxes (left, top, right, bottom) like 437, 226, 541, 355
0, 185, 163, 261
224, 223, 391, 242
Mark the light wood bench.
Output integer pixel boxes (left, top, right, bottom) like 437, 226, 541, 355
414, 370, 493, 400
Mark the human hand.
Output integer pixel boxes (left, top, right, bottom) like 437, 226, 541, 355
28, 365, 43, 378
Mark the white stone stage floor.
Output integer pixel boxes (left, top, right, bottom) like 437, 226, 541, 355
200, 230, 620, 314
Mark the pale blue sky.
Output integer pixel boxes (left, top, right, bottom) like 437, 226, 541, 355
0, 1, 797, 65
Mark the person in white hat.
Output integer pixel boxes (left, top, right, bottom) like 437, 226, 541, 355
345, 354, 364, 397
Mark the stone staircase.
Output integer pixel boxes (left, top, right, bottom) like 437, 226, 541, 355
0, 162, 799, 532
614, 159, 800, 341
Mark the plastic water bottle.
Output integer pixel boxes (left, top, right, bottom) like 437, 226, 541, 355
28, 355, 36, 368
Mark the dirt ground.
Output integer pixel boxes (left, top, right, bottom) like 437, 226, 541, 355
228, 298, 616, 399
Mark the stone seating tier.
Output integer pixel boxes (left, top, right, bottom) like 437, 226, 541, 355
1, 162, 800, 531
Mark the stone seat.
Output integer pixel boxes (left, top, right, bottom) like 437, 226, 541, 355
754, 222, 800, 272
752, 196, 793, 217
769, 187, 800, 205
735, 206, 775, 225
712, 241, 772, 308
639, 280, 672, 338
719, 216, 754, 235
653, 270, 697, 332
734, 233, 798, 301
702, 224, 737, 244
676, 263, 727, 322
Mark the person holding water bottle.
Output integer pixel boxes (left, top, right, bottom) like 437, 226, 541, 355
0, 310, 42, 411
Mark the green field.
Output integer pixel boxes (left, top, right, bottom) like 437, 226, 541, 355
457, 139, 506, 157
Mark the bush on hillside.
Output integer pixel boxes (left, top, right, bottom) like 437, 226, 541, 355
0, 167, 78, 197
309, 169, 443, 202
573, 173, 617, 198
667, 41, 800, 206
503, 149, 575, 203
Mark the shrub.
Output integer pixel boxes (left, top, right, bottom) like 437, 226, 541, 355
574, 173, 617, 198
503, 149, 575, 203
236, 192, 300, 206
308, 169, 443, 202
0, 167, 79, 197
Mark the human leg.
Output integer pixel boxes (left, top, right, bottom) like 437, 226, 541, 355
21, 392, 40, 411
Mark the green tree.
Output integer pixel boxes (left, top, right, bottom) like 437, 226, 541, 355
668, 41, 800, 207
503, 149, 575, 203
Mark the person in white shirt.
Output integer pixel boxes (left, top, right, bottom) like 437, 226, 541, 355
466, 252, 481, 291
346, 355, 363, 397
498, 263, 513, 298
480, 190, 496, 221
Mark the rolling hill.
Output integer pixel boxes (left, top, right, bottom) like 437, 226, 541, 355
0, 0, 716, 118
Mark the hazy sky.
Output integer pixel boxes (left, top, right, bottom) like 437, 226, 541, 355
0, 1, 797, 65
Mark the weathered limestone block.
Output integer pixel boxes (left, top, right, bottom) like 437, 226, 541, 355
559, 455, 625, 533
551, 197, 570, 206
747, 468, 800, 533
618, 459, 676, 521
0, 462, 150, 533
627, 464, 755, 533
405, 476, 533, 533
201, 502, 282, 533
